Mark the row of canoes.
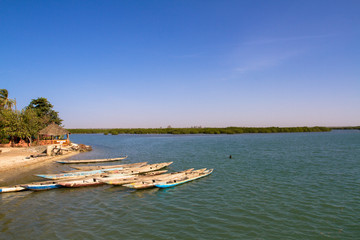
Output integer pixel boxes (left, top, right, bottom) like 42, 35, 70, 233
35, 161, 171, 180
0, 161, 213, 192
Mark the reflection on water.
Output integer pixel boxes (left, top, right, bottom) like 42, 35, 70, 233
129, 187, 159, 198
0, 190, 33, 204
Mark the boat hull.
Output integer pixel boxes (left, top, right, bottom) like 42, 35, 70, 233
58, 178, 104, 188
23, 182, 62, 191
36, 167, 129, 180
122, 168, 194, 189
101, 170, 168, 185
70, 162, 147, 171
0, 186, 26, 193
37, 162, 172, 180
155, 169, 213, 188
57, 156, 128, 164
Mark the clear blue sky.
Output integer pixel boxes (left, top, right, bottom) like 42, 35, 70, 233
1, 0, 359, 128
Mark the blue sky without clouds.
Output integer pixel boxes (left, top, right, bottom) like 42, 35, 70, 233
1, 0, 359, 128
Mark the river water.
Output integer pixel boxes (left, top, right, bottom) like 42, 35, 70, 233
1, 131, 359, 239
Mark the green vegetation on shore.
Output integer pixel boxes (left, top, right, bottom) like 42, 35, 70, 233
68, 126, 333, 135
0, 89, 63, 145
331, 126, 360, 130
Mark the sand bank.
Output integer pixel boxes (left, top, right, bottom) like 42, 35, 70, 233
1, 148, 79, 171
0, 146, 79, 173
0, 144, 93, 185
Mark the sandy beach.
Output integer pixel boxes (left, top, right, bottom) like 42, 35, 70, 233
0, 146, 80, 184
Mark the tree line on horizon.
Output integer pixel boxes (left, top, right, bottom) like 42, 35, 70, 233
0, 89, 62, 145
67, 126, 333, 135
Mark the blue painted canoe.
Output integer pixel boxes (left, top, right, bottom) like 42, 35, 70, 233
155, 169, 213, 188
22, 181, 62, 191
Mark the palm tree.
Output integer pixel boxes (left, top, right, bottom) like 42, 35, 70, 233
0, 89, 16, 110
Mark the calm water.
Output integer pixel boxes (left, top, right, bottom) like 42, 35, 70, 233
1, 131, 359, 239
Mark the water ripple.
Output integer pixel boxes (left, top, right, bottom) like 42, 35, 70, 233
1, 132, 359, 239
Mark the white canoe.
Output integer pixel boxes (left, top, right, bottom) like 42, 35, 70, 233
0, 185, 26, 193
67, 162, 147, 172
57, 156, 128, 164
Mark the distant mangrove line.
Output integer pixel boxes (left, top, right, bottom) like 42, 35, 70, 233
331, 126, 360, 130
67, 126, 332, 135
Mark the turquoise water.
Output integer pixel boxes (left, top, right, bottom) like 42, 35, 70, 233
1, 131, 359, 239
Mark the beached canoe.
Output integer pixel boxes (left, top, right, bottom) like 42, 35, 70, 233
122, 168, 194, 189
22, 181, 62, 191
57, 156, 128, 164
69, 162, 147, 171
0, 185, 26, 193
155, 169, 213, 188
36, 167, 129, 180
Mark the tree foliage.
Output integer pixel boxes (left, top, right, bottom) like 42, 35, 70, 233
0, 89, 16, 110
21, 108, 45, 145
26, 97, 62, 125
0, 90, 63, 146
0, 109, 21, 143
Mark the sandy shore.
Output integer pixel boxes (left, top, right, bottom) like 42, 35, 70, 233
0, 147, 79, 172
0, 147, 81, 184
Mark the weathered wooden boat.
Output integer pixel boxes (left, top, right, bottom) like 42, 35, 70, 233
69, 162, 147, 171
36, 162, 172, 180
155, 169, 213, 188
100, 170, 169, 185
113, 162, 173, 175
58, 178, 104, 188
0, 185, 26, 193
122, 168, 194, 189
36, 167, 129, 180
60, 170, 168, 188
22, 181, 62, 191
57, 156, 128, 164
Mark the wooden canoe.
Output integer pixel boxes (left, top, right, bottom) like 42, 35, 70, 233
100, 170, 169, 185
36, 167, 129, 180
68, 162, 147, 171
36, 162, 172, 180
0, 185, 26, 193
122, 168, 194, 189
58, 178, 104, 188
22, 181, 62, 191
110, 161, 173, 175
60, 170, 169, 188
57, 156, 128, 164
155, 169, 213, 188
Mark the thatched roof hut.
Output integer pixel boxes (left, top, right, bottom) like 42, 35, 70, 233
39, 123, 69, 136
38, 123, 70, 145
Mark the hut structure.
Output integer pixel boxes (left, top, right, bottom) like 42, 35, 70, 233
38, 123, 70, 145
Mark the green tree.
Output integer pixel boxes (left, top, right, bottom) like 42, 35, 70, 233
0, 109, 21, 145
20, 108, 44, 146
26, 97, 63, 125
0, 109, 45, 146
0, 89, 16, 110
